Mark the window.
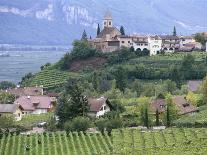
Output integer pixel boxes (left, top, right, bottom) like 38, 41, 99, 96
145, 44, 148, 46
122, 41, 125, 43
104, 22, 106, 25
128, 41, 130, 43
109, 21, 111, 25
100, 107, 103, 111
103, 106, 106, 110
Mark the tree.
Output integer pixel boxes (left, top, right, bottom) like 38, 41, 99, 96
120, 26, 125, 35
97, 24, 101, 36
40, 63, 51, 70
180, 54, 195, 80
166, 103, 170, 127
162, 79, 177, 94
81, 29, 88, 40
0, 81, 15, 90
156, 109, 160, 126
195, 33, 206, 48
56, 80, 89, 124
64, 117, 90, 132
92, 72, 99, 91
113, 66, 127, 92
0, 92, 15, 104
202, 76, 207, 104
131, 79, 143, 97
144, 107, 149, 128
0, 115, 14, 128
173, 26, 177, 36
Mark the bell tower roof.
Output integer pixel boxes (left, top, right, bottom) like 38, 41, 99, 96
104, 10, 112, 20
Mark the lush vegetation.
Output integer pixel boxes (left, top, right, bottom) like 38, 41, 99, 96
1, 128, 207, 155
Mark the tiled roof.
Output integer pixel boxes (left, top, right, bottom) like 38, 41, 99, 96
159, 35, 179, 40
187, 80, 202, 92
14, 96, 51, 111
0, 104, 19, 113
97, 27, 120, 38
7, 87, 43, 97
88, 97, 108, 112
172, 96, 198, 115
150, 99, 167, 113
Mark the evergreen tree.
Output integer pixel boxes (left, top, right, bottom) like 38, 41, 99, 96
56, 80, 89, 124
120, 26, 125, 35
173, 26, 177, 36
114, 66, 127, 92
144, 107, 149, 128
156, 109, 159, 126
166, 104, 170, 127
97, 24, 101, 36
81, 29, 88, 40
92, 71, 99, 91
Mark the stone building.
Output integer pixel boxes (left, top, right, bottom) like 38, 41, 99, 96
90, 11, 121, 53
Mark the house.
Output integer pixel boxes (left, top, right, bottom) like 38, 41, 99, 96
14, 96, 52, 115
0, 104, 22, 121
179, 36, 195, 48
172, 96, 198, 115
150, 99, 167, 114
187, 80, 202, 92
131, 35, 149, 51
150, 96, 198, 115
116, 35, 133, 48
88, 97, 111, 118
148, 35, 162, 55
6, 86, 43, 98
159, 35, 180, 52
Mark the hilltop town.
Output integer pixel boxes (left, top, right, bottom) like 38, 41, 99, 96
89, 11, 207, 55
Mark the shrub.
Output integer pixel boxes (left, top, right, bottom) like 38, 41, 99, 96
64, 117, 90, 132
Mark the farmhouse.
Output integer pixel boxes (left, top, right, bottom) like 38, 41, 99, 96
159, 35, 180, 52
14, 96, 52, 115
88, 97, 111, 118
150, 96, 198, 115
0, 104, 22, 121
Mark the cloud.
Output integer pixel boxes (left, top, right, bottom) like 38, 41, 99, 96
35, 4, 54, 21
0, 6, 31, 17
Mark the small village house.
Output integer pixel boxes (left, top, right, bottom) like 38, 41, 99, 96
88, 97, 111, 118
159, 35, 180, 52
0, 104, 22, 121
14, 96, 52, 115
150, 96, 198, 116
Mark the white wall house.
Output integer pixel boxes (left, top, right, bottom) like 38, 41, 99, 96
88, 97, 111, 118
148, 35, 162, 56
132, 41, 149, 51
0, 104, 23, 121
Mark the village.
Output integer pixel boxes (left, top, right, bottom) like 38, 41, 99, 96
89, 11, 207, 55
1, 11, 207, 155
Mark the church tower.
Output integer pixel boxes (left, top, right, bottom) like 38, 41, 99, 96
103, 11, 113, 28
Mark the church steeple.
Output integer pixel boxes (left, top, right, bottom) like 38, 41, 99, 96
103, 11, 112, 28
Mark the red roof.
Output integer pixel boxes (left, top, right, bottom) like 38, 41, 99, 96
7, 87, 43, 97
88, 97, 108, 112
14, 96, 51, 111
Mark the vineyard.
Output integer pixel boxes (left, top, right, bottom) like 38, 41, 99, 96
0, 131, 112, 155
30, 69, 81, 89
113, 128, 207, 155
1, 128, 207, 155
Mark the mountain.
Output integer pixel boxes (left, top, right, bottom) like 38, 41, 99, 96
0, 0, 207, 45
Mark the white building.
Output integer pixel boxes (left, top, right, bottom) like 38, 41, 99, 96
148, 35, 162, 56
88, 97, 111, 118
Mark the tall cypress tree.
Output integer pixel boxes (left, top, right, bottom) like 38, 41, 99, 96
173, 26, 177, 36
156, 109, 159, 126
81, 29, 88, 40
97, 24, 100, 36
166, 104, 170, 127
120, 26, 125, 35
144, 107, 149, 129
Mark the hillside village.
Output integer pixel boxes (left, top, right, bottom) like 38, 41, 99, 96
89, 11, 207, 55
1, 11, 207, 155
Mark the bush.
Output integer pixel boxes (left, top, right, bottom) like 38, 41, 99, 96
0, 81, 15, 90
64, 117, 90, 132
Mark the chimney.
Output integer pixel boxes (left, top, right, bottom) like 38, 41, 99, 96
27, 96, 30, 99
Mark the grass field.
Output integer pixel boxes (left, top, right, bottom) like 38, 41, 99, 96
1, 128, 207, 155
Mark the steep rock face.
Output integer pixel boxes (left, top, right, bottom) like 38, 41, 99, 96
0, 0, 206, 45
